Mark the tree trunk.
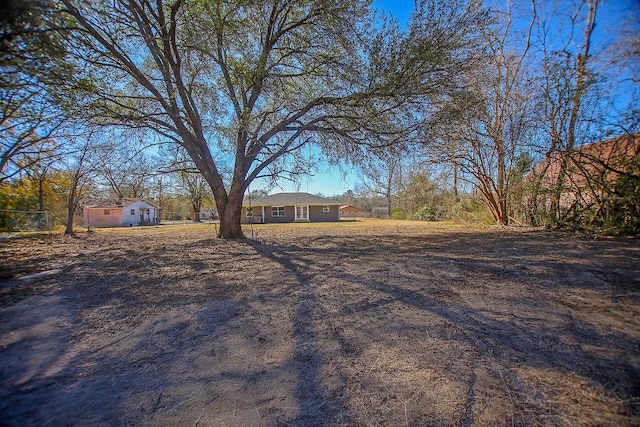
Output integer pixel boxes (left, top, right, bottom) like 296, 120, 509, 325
453, 163, 459, 203
37, 173, 47, 230
65, 207, 75, 235
65, 187, 76, 235
38, 176, 45, 211
216, 185, 245, 239
217, 204, 244, 238
193, 205, 202, 222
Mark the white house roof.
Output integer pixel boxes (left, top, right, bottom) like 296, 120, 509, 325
245, 192, 339, 206
83, 198, 160, 209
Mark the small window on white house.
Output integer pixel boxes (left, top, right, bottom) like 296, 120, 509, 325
130, 209, 135, 216
323, 206, 330, 212
104, 209, 110, 215
272, 206, 285, 216
246, 208, 253, 217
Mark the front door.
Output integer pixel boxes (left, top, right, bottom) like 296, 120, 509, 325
139, 208, 149, 223
295, 206, 308, 221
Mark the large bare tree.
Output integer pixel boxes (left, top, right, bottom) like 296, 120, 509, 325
59, 0, 482, 238
95, 143, 157, 199
61, 132, 99, 234
357, 146, 407, 217
425, 0, 538, 225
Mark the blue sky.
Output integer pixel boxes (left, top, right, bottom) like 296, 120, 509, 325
374, 0, 413, 26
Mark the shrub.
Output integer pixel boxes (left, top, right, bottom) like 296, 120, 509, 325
391, 207, 406, 220
412, 203, 438, 221
450, 197, 493, 224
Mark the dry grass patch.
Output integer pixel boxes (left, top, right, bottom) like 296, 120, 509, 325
1, 220, 639, 425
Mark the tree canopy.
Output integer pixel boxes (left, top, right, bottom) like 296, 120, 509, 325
58, 0, 485, 238
0, 0, 71, 182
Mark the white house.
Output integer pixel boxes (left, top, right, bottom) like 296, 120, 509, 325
83, 198, 160, 227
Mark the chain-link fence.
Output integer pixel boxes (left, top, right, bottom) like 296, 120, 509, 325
1, 210, 57, 232
0, 209, 218, 233
161, 211, 218, 226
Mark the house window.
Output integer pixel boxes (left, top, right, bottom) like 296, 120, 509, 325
323, 206, 330, 212
246, 207, 253, 217
103, 209, 110, 215
130, 209, 135, 216
272, 206, 285, 217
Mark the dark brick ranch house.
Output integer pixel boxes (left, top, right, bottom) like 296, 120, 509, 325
241, 192, 341, 224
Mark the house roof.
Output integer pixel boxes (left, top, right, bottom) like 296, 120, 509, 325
244, 192, 339, 206
340, 204, 366, 212
83, 198, 160, 209
531, 133, 639, 187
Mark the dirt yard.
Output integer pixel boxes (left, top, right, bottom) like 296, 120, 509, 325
1, 220, 639, 426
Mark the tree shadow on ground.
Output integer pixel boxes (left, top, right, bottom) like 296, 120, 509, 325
1, 232, 354, 426
250, 231, 640, 423
1, 229, 639, 425
252, 241, 347, 426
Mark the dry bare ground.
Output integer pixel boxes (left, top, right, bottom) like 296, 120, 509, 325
0, 220, 639, 426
